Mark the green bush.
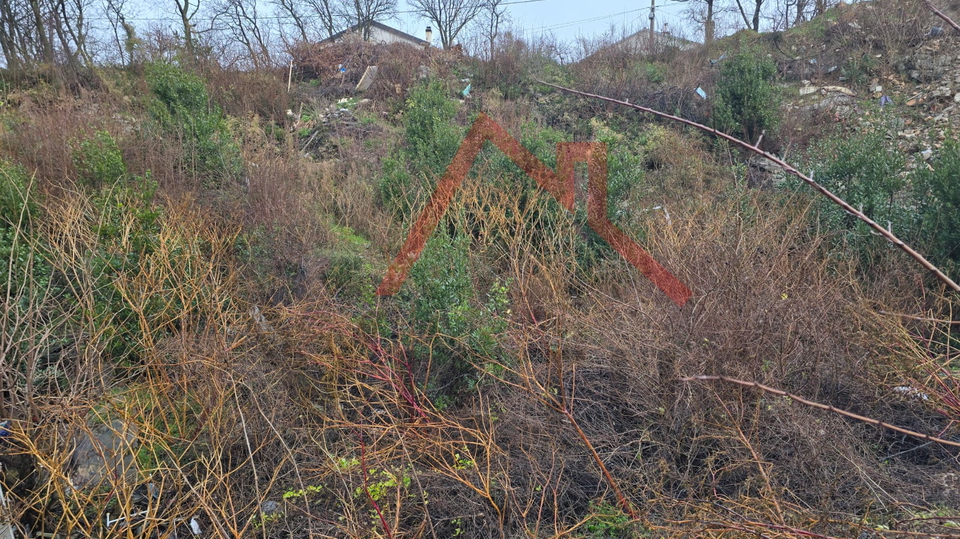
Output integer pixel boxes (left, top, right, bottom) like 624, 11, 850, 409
379, 79, 462, 216
798, 124, 908, 267
87, 172, 163, 362
404, 78, 461, 175
914, 137, 960, 271
0, 160, 37, 227
145, 62, 243, 186
73, 130, 127, 189
713, 50, 781, 143
0, 160, 50, 308
402, 231, 509, 404
805, 126, 906, 232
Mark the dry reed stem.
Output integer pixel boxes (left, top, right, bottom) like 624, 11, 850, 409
684, 375, 960, 448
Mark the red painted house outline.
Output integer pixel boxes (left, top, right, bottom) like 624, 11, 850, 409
377, 113, 692, 307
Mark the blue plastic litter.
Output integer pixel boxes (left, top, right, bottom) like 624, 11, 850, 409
880, 95, 893, 108
695, 87, 707, 99
462, 83, 472, 97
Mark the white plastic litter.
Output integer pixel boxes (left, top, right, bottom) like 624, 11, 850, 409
190, 517, 202, 535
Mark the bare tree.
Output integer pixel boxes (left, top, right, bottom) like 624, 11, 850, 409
0, 0, 28, 69
407, 0, 483, 49
340, 0, 396, 39
814, 0, 827, 17
0, 0, 93, 70
29, 0, 55, 64
272, 0, 338, 45
213, 0, 272, 67
702, 0, 717, 42
479, 0, 508, 59
273, 0, 310, 42
172, 0, 201, 58
306, 0, 339, 38
104, 0, 131, 64
51, 0, 94, 68
734, 0, 766, 31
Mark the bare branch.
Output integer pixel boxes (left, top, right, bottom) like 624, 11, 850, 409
920, 0, 960, 33
682, 375, 960, 448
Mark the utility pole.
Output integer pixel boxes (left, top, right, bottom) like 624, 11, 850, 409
649, 0, 656, 53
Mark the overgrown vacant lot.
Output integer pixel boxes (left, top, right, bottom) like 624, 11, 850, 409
2, 2, 960, 538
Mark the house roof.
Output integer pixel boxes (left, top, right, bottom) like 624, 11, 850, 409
322, 21, 429, 46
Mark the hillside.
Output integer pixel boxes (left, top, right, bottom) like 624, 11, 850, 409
1, 2, 960, 538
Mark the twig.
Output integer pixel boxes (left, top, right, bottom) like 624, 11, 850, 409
682, 375, 960, 448
921, 0, 960, 33
537, 81, 960, 294
879, 310, 960, 325
358, 429, 394, 539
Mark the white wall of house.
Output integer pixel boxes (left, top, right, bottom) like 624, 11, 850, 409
337, 26, 425, 47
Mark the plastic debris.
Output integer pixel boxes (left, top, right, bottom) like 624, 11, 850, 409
821, 86, 856, 97
929, 26, 944, 37
709, 52, 726, 65
190, 517, 202, 535
106, 511, 147, 529
0, 482, 13, 539
893, 386, 929, 400
462, 83, 472, 98
880, 95, 893, 108
695, 87, 707, 99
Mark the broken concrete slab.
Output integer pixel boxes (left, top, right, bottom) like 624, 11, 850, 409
355, 66, 379, 92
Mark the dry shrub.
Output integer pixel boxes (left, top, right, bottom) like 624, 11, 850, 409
0, 92, 114, 187
205, 67, 291, 123
290, 41, 461, 101
406, 123, 957, 535
0, 84, 202, 195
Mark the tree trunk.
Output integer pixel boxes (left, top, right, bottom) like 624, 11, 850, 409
29, 0, 53, 64
175, 0, 196, 59
705, 0, 715, 43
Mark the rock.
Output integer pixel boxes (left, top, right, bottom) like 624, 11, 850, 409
69, 419, 139, 489
261, 500, 281, 515
748, 157, 787, 189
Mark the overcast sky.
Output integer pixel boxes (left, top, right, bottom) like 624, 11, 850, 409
394, 0, 701, 46
116, 0, 704, 51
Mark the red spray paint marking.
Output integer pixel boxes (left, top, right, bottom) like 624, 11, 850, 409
377, 113, 692, 307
